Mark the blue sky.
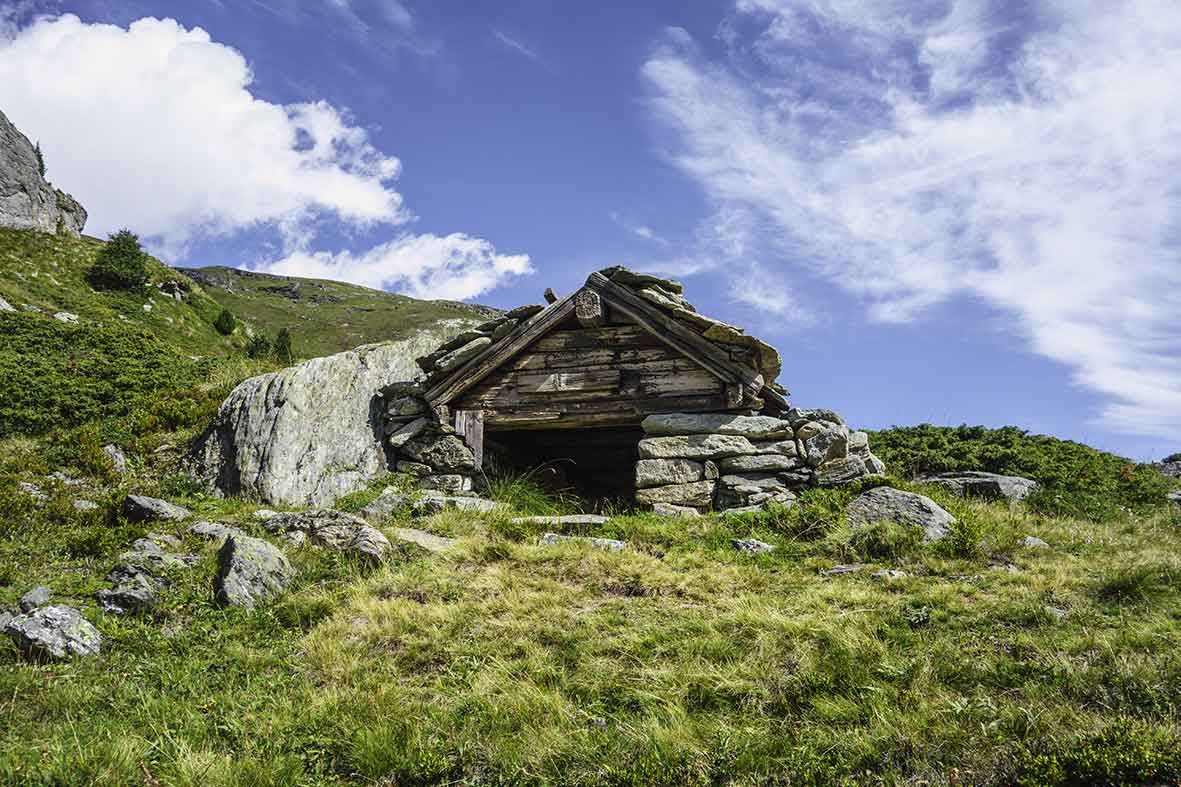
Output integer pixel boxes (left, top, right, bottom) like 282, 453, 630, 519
1, 0, 1179, 460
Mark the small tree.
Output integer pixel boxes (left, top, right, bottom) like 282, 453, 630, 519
274, 327, 294, 365
88, 229, 149, 290
246, 332, 273, 359
213, 307, 236, 335
34, 142, 46, 177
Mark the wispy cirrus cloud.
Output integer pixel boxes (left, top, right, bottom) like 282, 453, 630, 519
643, 0, 1181, 438
491, 28, 542, 63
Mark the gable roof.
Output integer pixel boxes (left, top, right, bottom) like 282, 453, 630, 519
417, 267, 788, 412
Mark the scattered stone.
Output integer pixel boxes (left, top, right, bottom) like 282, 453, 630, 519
720, 503, 774, 516
96, 574, 156, 615
392, 527, 456, 553
802, 423, 849, 467
989, 562, 1022, 574
731, 538, 775, 554
1169, 491, 1181, 505
920, 471, 1037, 501
504, 303, 545, 320
606, 267, 684, 294
0, 295, 12, 312
634, 458, 704, 488
413, 495, 497, 515
419, 474, 473, 494
822, 564, 867, 576
847, 431, 869, 454
872, 569, 908, 580
121, 494, 191, 523
189, 521, 246, 544
651, 502, 701, 518
1044, 605, 1067, 621
73, 499, 98, 512
21, 304, 40, 313
786, 408, 844, 428
18, 586, 52, 613
637, 434, 757, 460
640, 413, 792, 439
1021, 535, 1050, 549
214, 536, 296, 608
3, 606, 101, 660
48, 471, 84, 487
259, 510, 391, 562
52, 311, 78, 323
101, 444, 128, 474
539, 532, 626, 552
635, 480, 716, 508
359, 487, 411, 522
491, 319, 518, 340
846, 487, 956, 543
253, 509, 279, 520
511, 514, 610, 526
18, 482, 46, 501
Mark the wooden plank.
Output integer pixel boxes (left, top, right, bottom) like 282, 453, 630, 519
454, 409, 485, 468
532, 369, 620, 392
586, 272, 764, 389
502, 345, 678, 372
574, 288, 604, 328
481, 393, 730, 430
531, 324, 657, 351
426, 292, 579, 405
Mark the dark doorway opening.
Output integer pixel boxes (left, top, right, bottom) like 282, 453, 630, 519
485, 426, 643, 506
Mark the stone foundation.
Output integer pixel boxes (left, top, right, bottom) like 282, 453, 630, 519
633, 409, 884, 513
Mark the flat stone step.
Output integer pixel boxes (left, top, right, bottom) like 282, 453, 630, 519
393, 527, 457, 553
510, 515, 609, 526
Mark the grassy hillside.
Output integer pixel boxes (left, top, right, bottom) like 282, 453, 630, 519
0, 228, 242, 357
177, 266, 500, 358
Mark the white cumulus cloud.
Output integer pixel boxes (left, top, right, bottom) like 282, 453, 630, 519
644, 0, 1181, 439
0, 13, 529, 300
261, 233, 533, 301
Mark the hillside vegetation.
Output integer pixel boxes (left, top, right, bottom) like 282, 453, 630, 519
2, 229, 1181, 786
179, 265, 500, 359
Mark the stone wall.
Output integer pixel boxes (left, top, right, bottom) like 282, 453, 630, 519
634, 409, 885, 514
382, 382, 480, 496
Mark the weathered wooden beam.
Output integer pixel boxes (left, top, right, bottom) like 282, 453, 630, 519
454, 409, 485, 468
574, 288, 604, 328
425, 292, 579, 405
585, 272, 764, 390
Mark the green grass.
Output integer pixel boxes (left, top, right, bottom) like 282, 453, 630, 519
3, 456, 1181, 785
178, 266, 499, 359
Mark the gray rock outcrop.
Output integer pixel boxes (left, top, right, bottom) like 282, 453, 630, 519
4, 605, 101, 660
259, 510, 391, 562
214, 535, 296, 608
920, 471, 1037, 501
539, 533, 626, 552
190, 330, 476, 508
19, 586, 52, 613
846, 486, 956, 543
0, 109, 86, 235
122, 495, 191, 523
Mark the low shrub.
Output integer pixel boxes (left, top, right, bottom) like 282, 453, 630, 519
1016, 718, 1181, 786
870, 424, 1170, 520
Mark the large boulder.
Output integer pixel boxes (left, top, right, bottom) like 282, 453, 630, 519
189, 330, 474, 508
919, 471, 1037, 501
260, 510, 392, 563
846, 487, 956, 543
0, 109, 86, 235
122, 495, 191, 522
4, 606, 101, 660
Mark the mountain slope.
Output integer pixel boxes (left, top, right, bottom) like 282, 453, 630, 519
177, 266, 500, 358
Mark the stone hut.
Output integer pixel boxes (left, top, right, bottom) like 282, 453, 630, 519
383, 267, 884, 514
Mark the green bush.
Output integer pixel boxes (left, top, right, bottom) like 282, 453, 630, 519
274, 327, 294, 365
869, 424, 1170, 520
0, 313, 201, 437
1017, 718, 1181, 786
246, 332, 273, 359
213, 307, 236, 335
848, 519, 923, 561
87, 229, 149, 290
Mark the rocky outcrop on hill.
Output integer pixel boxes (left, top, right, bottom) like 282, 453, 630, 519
0, 109, 86, 235
919, 471, 1037, 501
190, 327, 477, 507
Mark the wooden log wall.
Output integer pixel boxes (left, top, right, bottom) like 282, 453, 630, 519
453, 323, 730, 429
